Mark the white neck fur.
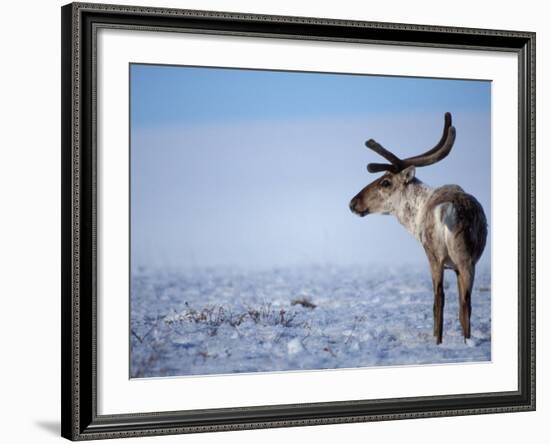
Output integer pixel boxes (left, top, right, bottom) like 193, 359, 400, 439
390, 179, 433, 241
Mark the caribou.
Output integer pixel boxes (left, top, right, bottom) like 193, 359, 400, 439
349, 113, 487, 344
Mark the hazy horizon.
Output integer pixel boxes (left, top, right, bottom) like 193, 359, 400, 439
130, 64, 491, 271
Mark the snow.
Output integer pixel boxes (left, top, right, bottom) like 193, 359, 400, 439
130, 264, 491, 378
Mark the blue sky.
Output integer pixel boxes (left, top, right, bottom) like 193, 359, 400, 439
130, 63, 491, 270
131, 64, 490, 127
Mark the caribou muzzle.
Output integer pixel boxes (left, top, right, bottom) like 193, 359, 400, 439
349, 197, 369, 217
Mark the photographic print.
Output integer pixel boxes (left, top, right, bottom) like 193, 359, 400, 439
129, 64, 491, 378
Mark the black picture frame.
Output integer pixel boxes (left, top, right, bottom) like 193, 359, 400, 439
61, 2, 536, 440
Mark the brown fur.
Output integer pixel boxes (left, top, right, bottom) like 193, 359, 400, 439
420, 185, 487, 343
422, 185, 487, 268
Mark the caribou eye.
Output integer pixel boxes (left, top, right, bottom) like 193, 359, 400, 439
380, 179, 391, 188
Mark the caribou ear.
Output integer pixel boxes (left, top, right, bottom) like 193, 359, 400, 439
400, 166, 416, 184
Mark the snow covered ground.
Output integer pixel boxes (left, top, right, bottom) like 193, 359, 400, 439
130, 264, 491, 378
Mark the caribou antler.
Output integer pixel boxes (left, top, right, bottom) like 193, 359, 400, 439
366, 112, 456, 174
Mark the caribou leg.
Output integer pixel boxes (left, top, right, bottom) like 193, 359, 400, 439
457, 263, 474, 341
430, 261, 445, 344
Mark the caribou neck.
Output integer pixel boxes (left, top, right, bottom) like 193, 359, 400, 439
391, 179, 433, 241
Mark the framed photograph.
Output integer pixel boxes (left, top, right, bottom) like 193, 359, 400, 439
61, 2, 535, 440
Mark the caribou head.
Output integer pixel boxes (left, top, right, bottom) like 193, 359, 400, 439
349, 113, 455, 218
